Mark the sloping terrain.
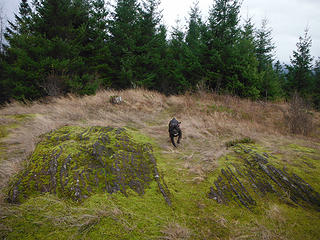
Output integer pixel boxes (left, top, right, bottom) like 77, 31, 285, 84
7, 126, 170, 204
0, 89, 320, 239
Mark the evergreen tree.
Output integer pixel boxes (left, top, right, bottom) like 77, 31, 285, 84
151, 24, 170, 93
4, 0, 33, 53
2, 0, 100, 100
232, 17, 260, 99
0, 4, 5, 53
87, 0, 111, 87
167, 21, 189, 94
6, 0, 32, 37
184, 1, 205, 89
273, 60, 286, 97
0, 4, 5, 102
203, 0, 241, 92
135, 0, 166, 88
254, 19, 280, 99
2, 0, 315, 103
7, 0, 99, 99
0, 55, 4, 102
312, 57, 320, 109
287, 28, 314, 97
255, 19, 275, 72
1, 0, 38, 101
108, 0, 167, 90
108, 0, 141, 88
203, 1, 262, 99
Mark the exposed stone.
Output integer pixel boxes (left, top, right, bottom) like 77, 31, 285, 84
110, 96, 122, 104
209, 144, 320, 211
7, 126, 170, 205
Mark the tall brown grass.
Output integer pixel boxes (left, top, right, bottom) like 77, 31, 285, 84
0, 89, 319, 201
160, 222, 192, 240
282, 93, 314, 136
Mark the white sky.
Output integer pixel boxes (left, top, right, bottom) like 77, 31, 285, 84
1, 0, 320, 64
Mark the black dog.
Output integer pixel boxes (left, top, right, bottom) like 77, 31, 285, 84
168, 118, 182, 147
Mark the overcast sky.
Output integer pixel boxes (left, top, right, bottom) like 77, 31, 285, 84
1, 0, 319, 64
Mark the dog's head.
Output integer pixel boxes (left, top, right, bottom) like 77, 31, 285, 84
171, 128, 179, 136
169, 118, 181, 127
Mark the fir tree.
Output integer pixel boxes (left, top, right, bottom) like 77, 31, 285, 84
232, 17, 260, 99
151, 24, 169, 93
6, 0, 32, 38
312, 57, 320, 109
185, 1, 203, 51
273, 60, 286, 97
0, 4, 5, 102
108, 0, 141, 88
135, 0, 166, 88
203, 0, 241, 92
167, 20, 189, 94
2, 0, 100, 100
254, 19, 280, 99
184, 1, 205, 89
287, 28, 314, 97
0, 4, 6, 53
32, 0, 99, 95
255, 19, 275, 72
87, 0, 111, 87
1, 0, 39, 101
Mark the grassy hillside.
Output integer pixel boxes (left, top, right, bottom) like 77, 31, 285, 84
0, 89, 320, 239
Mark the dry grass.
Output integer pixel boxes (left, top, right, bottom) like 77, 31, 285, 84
0, 194, 133, 237
0, 89, 319, 201
231, 219, 287, 240
0, 114, 61, 201
160, 222, 192, 240
267, 204, 286, 224
282, 93, 315, 136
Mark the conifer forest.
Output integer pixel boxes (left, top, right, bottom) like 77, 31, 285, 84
0, 0, 319, 108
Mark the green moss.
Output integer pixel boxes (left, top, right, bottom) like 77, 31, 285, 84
204, 143, 320, 239
288, 144, 317, 153
0, 125, 8, 139
2, 137, 320, 239
225, 137, 255, 148
7, 126, 168, 203
0, 114, 35, 141
0, 125, 8, 161
209, 143, 320, 212
283, 155, 320, 193
9, 114, 36, 121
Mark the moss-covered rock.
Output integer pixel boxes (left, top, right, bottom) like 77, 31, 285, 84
209, 144, 320, 211
7, 126, 170, 204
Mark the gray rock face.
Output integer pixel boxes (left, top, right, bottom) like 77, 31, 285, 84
7, 126, 170, 205
209, 145, 320, 211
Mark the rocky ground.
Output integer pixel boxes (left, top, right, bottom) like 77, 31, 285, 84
0, 89, 320, 239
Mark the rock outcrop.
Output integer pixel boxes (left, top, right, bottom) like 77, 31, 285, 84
209, 144, 320, 211
8, 126, 170, 205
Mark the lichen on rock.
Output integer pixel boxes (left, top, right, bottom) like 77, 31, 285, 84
209, 144, 320, 211
7, 126, 170, 204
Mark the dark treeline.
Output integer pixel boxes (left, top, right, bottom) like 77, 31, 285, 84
0, 0, 319, 108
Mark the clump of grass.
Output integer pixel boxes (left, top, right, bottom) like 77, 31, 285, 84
208, 104, 234, 114
225, 137, 255, 148
283, 93, 314, 136
0, 126, 8, 138
160, 222, 192, 240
